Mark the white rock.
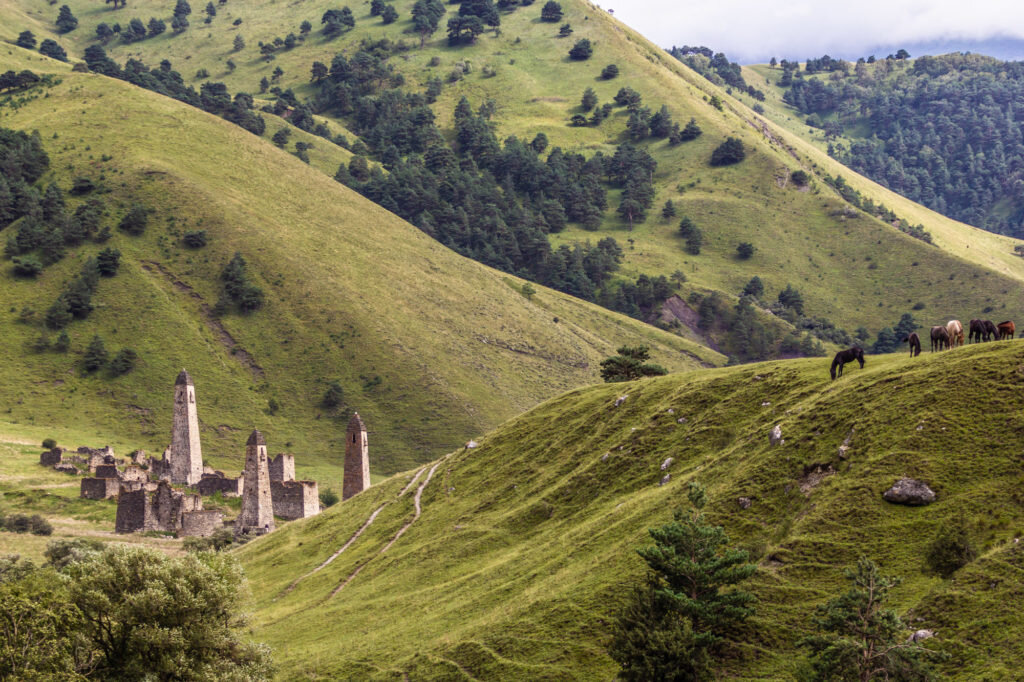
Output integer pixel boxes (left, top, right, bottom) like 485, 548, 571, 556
660, 457, 674, 471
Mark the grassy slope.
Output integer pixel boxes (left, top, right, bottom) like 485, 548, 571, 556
238, 338, 1024, 679
15, 0, 1024, 336
0, 48, 718, 488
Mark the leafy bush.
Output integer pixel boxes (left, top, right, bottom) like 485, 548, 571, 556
322, 381, 344, 408
183, 230, 207, 248
12, 256, 43, 278
710, 137, 746, 166
319, 488, 340, 507
568, 38, 593, 61
926, 516, 977, 578
601, 63, 619, 79
42, 438, 57, 449
117, 204, 148, 235
109, 348, 138, 376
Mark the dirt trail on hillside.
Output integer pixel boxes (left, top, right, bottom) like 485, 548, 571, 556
278, 466, 427, 598
328, 457, 445, 599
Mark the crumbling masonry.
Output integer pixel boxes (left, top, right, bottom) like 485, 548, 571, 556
236, 429, 275, 535
344, 412, 370, 500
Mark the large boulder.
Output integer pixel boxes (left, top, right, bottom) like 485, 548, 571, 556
883, 478, 936, 506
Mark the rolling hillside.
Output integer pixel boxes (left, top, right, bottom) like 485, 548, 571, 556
0, 47, 718, 485
238, 339, 1024, 679
9, 0, 1024, 342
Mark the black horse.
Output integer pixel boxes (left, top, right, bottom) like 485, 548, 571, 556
983, 320, 999, 341
830, 347, 865, 380
901, 332, 921, 357
968, 319, 984, 343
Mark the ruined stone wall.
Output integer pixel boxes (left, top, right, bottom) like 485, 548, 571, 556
81, 477, 120, 500
270, 480, 320, 520
115, 488, 150, 533
181, 510, 224, 537
121, 466, 147, 483
39, 448, 64, 466
269, 454, 295, 482
197, 474, 243, 497
150, 481, 202, 532
94, 464, 120, 479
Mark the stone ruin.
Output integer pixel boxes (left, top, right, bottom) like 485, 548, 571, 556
37, 370, 373, 538
114, 479, 220, 537
344, 412, 370, 500
269, 454, 319, 521
236, 430, 275, 536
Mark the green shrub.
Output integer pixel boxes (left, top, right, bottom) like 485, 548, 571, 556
926, 516, 977, 578
320, 488, 339, 508
42, 438, 57, 449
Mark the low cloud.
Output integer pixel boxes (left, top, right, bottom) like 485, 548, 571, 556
607, 0, 1024, 62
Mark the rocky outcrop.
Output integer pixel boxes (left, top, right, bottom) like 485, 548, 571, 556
883, 478, 936, 505
769, 424, 783, 446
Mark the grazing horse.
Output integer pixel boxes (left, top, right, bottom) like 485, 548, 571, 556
998, 320, 1016, 340
968, 319, 985, 343
930, 326, 949, 352
946, 320, 964, 348
830, 347, 865, 380
983, 320, 999, 341
901, 332, 921, 357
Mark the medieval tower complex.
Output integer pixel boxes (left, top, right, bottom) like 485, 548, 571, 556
237, 429, 274, 535
169, 369, 203, 486
344, 412, 370, 500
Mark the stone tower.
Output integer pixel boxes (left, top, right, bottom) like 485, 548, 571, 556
170, 369, 203, 486
343, 412, 370, 500
237, 430, 274, 535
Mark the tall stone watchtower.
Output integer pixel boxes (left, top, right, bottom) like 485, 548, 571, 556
170, 369, 203, 486
237, 429, 274, 535
343, 412, 370, 500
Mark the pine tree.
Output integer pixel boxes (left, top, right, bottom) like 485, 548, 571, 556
801, 557, 944, 680
82, 335, 109, 373
581, 87, 597, 112
56, 5, 79, 33
661, 199, 676, 220
609, 483, 756, 680
599, 346, 667, 382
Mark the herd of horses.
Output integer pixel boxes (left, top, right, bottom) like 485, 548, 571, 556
830, 318, 1015, 380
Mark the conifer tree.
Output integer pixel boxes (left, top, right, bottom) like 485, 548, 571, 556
56, 5, 79, 33
801, 557, 944, 680
599, 346, 667, 382
82, 335, 109, 373
609, 482, 756, 680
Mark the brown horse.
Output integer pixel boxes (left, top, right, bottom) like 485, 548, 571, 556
930, 326, 949, 351
998, 320, 1016, 340
901, 332, 921, 357
946, 319, 964, 348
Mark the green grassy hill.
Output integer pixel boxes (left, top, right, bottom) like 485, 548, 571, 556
238, 338, 1024, 679
11, 0, 1024, 341
0, 48, 717, 486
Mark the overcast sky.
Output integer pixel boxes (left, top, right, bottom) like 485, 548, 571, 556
606, 0, 1024, 63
